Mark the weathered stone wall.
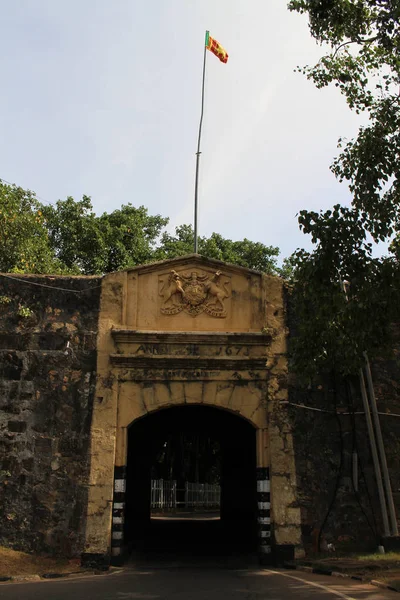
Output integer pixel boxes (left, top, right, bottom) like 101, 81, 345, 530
1, 261, 398, 561
287, 319, 400, 552
372, 330, 400, 533
289, 383, 371, 552
0, 274, 101, 556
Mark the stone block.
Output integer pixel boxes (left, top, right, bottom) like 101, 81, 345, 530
34, 437, 53, 453
0, 353, 23, 380
183, 381, 203, 404
153, 383, 174, 409
8, 420, 27, 433
38, 333, 65, 351
141, 382, 154, 411
274, 525, 302, 546
22, 458, 34, 471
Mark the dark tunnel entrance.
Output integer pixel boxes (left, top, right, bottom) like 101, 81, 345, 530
124, 405, 257, 559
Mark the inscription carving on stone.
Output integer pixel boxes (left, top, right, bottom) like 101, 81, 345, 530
159, 269, 230, 318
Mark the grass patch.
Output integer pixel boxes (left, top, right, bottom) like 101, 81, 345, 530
0, 546, 82, 578
353, 551, 400, 562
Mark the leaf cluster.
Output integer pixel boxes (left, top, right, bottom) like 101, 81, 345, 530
154, 225, 280, 274
0, 181, 64, 274
0, 181, 282, 276
287, 0, 400, 379
42, 197, 168, 274
289, 205, 400, 379
289, 1, 400, 242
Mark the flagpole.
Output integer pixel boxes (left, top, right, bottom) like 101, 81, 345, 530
194, 31, 208, 253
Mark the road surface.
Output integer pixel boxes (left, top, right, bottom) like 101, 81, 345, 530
1, 564, 398, 600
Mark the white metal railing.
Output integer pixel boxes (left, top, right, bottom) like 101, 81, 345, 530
150, 479, 220, 509
151, 479, 177, 509
184, 481, 221, 508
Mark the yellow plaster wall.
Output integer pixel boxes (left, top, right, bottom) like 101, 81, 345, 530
83, 273, 125, 555
84, 256, 303, 558
262, 273, 303, 554
114, 380, 268, 467
131, 261, 264, 332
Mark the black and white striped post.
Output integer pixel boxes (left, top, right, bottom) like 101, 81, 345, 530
256, 466, 271, 562
111, 466, 127, 561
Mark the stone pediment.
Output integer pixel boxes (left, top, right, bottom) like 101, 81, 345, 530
119, 254, 266, 332
122, 254, 264, 277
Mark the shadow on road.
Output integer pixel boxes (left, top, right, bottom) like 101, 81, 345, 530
126, 515, 258, 569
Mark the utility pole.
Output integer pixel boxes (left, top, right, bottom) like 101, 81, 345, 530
364, 353, 398, 536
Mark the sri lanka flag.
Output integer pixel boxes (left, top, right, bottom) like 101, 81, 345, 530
205, 31, 228, 64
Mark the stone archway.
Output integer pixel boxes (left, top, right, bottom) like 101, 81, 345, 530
109, 354, 271, 562
82, 255, 302, 567
121, 404, 257, 556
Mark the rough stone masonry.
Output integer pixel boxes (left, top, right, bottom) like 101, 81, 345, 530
0, 255, 399, 563
0, 273, 101, 556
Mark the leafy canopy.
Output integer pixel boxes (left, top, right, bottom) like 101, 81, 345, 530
0, 181, 281, 276
289, 0, 400, 242
287, 0, 400, 379
42, 197, 168, 274
0, 181, 62, 274
289, 204, 400, 379
154, 224, 280, 274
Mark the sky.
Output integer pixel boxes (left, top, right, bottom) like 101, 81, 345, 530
0, 0, 365, 262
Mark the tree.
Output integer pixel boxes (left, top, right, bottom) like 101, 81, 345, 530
288, 205, 400, 379
43, 197, 168, 274
44, 201, 282, 275
0, 185, 284, 276
0, 181, 64, 274
156, 224, 281, 274
288, 0, 400, 242
287, 1, 400, 379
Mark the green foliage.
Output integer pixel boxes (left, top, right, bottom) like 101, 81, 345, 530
99, 204, 169, 272
41, 196, 104, 274
0, 470, 11, 483
288, 0, 400, 243
42, 197, 168, 274
0, 181, 64, 274
0, 291, 35, 321
0, 181, 282, 276
289, 205, 400, 379
279, 255, 297, 280
155, 225, 280, 274
287, 1, 400, 379
16, 305, 34, 319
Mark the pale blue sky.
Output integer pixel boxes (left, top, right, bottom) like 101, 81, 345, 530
0, 0, 363, 261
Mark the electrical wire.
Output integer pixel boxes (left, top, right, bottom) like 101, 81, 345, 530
299, 379, 379, 550
282, 400, 400, 418
0, 176, 55, 206
0, 273, 102, 294
286, 384, 384, 544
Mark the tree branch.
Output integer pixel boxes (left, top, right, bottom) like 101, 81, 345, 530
333, 40, 359, 58
332, 36, 378, 59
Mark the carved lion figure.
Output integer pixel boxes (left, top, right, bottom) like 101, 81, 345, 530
204, 270, 230, 310
160, 270, 185, 305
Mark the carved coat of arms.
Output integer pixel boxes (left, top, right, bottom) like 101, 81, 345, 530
159, 270, 230, 318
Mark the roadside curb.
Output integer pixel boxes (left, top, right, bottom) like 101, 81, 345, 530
0, 567, 123, 585
283, 562, 400, 593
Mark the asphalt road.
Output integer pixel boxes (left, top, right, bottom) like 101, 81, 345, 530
1, 566, 399, 600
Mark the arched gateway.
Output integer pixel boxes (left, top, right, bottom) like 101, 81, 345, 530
83, 255, 302, 565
